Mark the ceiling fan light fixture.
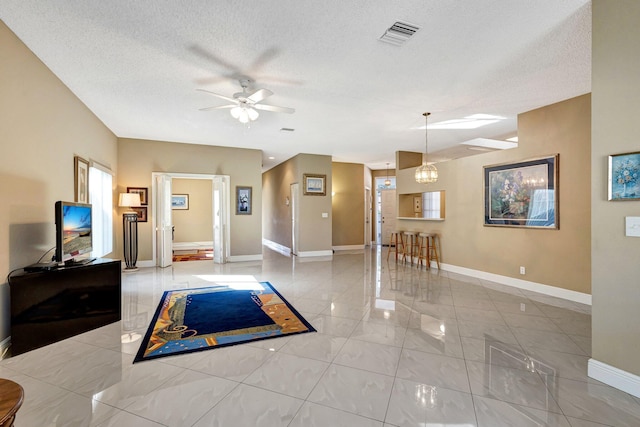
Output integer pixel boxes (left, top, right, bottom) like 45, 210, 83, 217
247, 107, 259, 121
230, 106, 242, 119
415, 112, 438, 184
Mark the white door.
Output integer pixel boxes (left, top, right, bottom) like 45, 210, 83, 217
212, 176, 229, 263
156, 174, 173, 267
380, 189, 396, 245
291, 183, 299, 255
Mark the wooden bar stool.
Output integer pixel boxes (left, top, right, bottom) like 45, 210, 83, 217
403, 231, 416, 265
427, 233, 441, 269
0, 379, 24, 427
387, 230, 405, 262
417, 232, 430, 269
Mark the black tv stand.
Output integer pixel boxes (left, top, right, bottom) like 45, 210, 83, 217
9, 258, 121, 356
64, 257, 96, 267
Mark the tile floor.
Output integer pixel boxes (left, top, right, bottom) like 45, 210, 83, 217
2, 247, 640, 426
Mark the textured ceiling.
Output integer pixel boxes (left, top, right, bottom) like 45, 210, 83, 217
0, 1, 591, 170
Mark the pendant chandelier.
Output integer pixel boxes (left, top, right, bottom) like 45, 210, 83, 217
384, 162, 391, 187
415, 112, 438, 184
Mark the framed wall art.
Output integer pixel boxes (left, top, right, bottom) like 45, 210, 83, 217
131, 206, 148, 222
127, 187, 148, 205
484, 155, 558, 229
74, 156, 89, 203
236, 186, 252, 215
171, 194, 189, 210
608, 151, 640, 201
303, 174, 326, 196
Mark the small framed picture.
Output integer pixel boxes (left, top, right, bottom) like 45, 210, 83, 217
236, 186, 252, 215
127, 187, 148, 205
171, 194, 189, 210
74, 156, 89, 203
131, 206, 148, 222
303, 174, 326, 196
608, 151, 640, 201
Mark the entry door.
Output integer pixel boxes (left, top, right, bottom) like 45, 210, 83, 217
380, 189, 396, 245
156, 174, 173, 267
290, 183, 299, 255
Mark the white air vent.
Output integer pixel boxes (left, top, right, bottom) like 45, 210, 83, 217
379, 21, 420, 46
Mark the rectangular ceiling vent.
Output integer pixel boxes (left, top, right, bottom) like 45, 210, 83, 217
379, 21, 420, 46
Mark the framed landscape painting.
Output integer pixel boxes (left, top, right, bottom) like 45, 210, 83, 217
608, 151, 640, 201
484, 155, 558, 229
303, 174, 326, 196
171, 194, 189, 210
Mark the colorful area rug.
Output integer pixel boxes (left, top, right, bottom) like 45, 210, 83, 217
134, 282, 315, 362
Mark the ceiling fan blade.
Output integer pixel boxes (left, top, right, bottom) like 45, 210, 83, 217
254, 104, 295, 114
247, 88, 273, 104
196, 89, 237, 103
199, 104, 236, 111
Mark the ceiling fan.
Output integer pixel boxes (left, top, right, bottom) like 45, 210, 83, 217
197, 79, 295, 123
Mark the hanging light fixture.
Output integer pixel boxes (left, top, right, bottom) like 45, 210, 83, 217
384, 162, 392, 187
415, 112, 438, 184
230, 104, 259, 124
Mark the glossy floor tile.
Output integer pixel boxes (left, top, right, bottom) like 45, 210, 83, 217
2, 246, 639, 426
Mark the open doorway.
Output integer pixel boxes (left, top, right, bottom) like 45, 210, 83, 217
152, 172, 230, 267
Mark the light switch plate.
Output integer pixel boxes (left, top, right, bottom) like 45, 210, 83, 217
322, 212, 329, 218
625, 216, 640, 237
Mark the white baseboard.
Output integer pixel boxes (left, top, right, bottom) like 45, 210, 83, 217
588, 358, 640, 398
439, 262, 592, 305
228, 254, 263, 262
136, 260, 155, 268
0, 336, 11, 360
262, 239, 292, 256
297, 250, 334, 258
333, 245, 365, 251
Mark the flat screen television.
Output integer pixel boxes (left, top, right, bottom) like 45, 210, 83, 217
55, 201, 93, 264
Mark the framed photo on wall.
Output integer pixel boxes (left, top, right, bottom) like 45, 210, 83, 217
303, 174, 326, 196
74, 156, 89, 203
608, 151, 640, 201
171, 194, 189, 210
484, 155, 558, 229
127, 187, 148, 205
236, 186, 252, 215
131, 206, 148, 222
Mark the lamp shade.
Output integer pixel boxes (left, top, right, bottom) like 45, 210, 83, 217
119, 193, 141, 208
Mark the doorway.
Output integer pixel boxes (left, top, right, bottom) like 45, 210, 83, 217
152, 172, 230, 267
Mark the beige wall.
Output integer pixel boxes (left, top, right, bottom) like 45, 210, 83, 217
0, 21, 118, 340
262, 153, 332, 253
171, 179, 213, 243
397, 94, 591, 294
592, 0, 640, 376
332, 162, 365, 247
117, 138, 262, 259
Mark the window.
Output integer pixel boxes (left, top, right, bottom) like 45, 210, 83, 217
89, 163, 113, 258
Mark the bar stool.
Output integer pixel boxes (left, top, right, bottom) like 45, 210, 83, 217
427, 233, 441, 269
403, 231, 417, 265
387, 230, 405, 262
417, 232, 430, 269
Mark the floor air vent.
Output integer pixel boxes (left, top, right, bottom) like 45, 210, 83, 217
379, 21, 420, 46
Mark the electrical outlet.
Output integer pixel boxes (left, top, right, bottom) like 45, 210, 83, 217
519, 266, 526, 275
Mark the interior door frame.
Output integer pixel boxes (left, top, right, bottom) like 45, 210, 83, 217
290, 182, 299, 255
151, 172, 230, 266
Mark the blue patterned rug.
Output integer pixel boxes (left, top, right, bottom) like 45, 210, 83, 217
134, 281, 315, 362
